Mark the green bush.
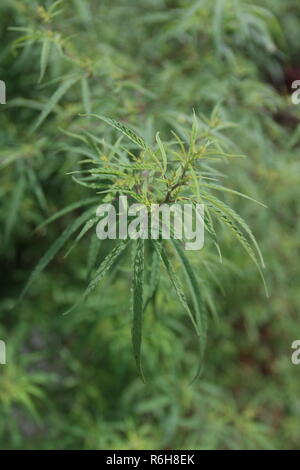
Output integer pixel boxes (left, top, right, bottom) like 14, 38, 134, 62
0, 0, 299, 450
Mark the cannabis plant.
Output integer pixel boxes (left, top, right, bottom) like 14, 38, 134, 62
20, 112, 266, 379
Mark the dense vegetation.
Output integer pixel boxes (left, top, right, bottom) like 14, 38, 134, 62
0, 0, 299, 450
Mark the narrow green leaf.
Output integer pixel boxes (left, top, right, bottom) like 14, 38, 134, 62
144, 246, 160, 310
131, 238, 145, 381
31, 75, 79, 132
153, 240, 200, 336
86, 235, 101, 281
200, 182, 267, 208
20, 207, 95, 299
155, 132, 167, 174
5, 176, 26, 246
188, 168, 223, 262
39, 38, 51, 83
35, 197, 99, 231
81, 114, 163, 168
63, 240, 129, 316
171, 240, 205, 334
209, 204, 268, 296
72, 176, 107, 190
171, 239, 207, 381
81, 77, 91, 115
83, 240, 129, 300
83, 114, 148, 150
201, 190, 265, 268
189, 109, 199, 157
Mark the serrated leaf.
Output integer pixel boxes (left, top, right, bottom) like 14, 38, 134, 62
27, 167, 48, 212
144, 246, 160, 310
83, 239, 129, 300
209, 204, 268, 296
131, 238, 145, 381
152, 240, 200, 335
81, 114, 163, 168
200, 190, 265, 268
86, 235, 101, 281
213, 0, 225, 54
86, 114, 148, 150
62, 239, 129, 316
64, 216, 99, 257
189, 109, 199, 157
72, 176, 107, 190
155, 132, 167, 174
171, 240, 205, 334
171, 239, 207, 382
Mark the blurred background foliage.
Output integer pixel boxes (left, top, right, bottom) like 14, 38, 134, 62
0, 0, 300, 450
